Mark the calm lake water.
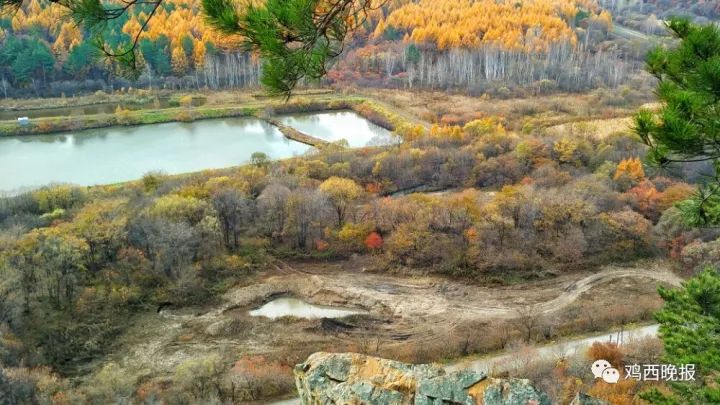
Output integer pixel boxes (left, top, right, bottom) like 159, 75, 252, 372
0, 118, 309, 194
249, 297, 365, 319
280, 111, 397, 147
0, 111, 394, 194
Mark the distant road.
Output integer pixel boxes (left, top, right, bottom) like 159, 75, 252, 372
446, 324, 658, 374
611, 24, 651, 41
270, 324, 660, 405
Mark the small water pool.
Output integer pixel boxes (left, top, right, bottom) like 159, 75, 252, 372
249, 297, 365, 319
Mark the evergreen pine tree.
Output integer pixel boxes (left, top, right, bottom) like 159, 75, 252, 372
635, 18, 720, 226
642, 268, 720, 403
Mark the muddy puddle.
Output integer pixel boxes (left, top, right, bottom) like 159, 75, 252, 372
249, 297, 366, 319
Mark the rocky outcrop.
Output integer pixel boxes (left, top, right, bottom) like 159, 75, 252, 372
570, 392, 609, 405
294, 352, 552, 404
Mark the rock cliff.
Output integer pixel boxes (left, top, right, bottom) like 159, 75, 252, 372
294, 352, 552, 404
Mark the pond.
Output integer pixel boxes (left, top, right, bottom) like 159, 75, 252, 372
0, 118, 309, 194
0, 112, 395, 194
249, 297, 366, 319
280, 111, 398, 147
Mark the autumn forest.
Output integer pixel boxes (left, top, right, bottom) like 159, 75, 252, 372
0, 0, 658, 97
1, 0, 720, 404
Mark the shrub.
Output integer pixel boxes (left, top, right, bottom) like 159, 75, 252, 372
85, 363, 135, 403
336, 222, 374, 251
32, 185, 85, 213
176, 109, 196, 122
365, 231, 383, 251
178, 95, 193, 108
614, 157, 645, 189
149, 194, 208, 224
173, 355, 223, 401
464, 117, 505, 137
141, 171, 166, 192
114, 105, 132, 125
36, 120, 53, 133
587, 342, 623, 368
228, 356, 294, 401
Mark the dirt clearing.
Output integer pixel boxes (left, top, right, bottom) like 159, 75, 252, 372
94, 258, 679, 391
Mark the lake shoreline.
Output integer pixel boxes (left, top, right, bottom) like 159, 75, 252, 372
0, 110, 398, 194
0, 94, 404, 138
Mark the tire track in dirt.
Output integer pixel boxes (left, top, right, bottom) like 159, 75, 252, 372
441, 265, 678, 339
146, 260, 681, 387
162, 261, 681, 328
284, 261, 682, 348
532, 266, 681, 316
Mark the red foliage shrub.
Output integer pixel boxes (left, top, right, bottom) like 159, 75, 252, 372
365, 232, 384, 250
587, 342, 624, 368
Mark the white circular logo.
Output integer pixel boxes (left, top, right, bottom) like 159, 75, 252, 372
602, 367, 620, 384
591, 359, 612, 379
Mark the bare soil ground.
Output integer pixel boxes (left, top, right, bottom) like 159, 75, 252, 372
99, 258, 680, 388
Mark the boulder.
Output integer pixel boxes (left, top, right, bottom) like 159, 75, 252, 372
294, 352, 552, 404
570, 392, 609, 405
294, 352, 439, 404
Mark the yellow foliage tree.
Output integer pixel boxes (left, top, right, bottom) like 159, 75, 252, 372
171, 46, 189, 76
319, 177, 364, 226
554, 138, 580, 165
375, 0, 601, 51
614, 157, 645, 185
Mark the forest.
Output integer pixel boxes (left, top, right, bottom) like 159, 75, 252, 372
601, 0, 720, 20
0, 0, 653, 98
0, 95, 714, 402
0, 0, 259, 97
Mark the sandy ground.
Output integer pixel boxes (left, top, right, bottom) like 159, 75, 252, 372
97, 257, 680, 389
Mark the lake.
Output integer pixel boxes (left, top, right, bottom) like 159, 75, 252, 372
0, 112, 393, 194
0, 118, 308, 194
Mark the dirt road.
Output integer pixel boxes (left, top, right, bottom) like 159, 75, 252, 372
101, 259, 680, 398
271, 324, 661, 405
446, 324, 659, 374
244, 259, 679, 321
611, 25, 652, 41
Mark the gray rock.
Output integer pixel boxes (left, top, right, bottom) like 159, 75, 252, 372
294, 352, 554, 405
570, 392, 609, 405
481, 378, 551, 405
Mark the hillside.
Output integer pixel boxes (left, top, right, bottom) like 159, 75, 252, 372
0, 0, 649, 98
373, 0, 607, 50
2, 1, 719, 404
0, 90, 708, 403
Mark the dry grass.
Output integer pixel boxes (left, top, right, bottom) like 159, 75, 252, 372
356, 88, 653, 131
543, 101, 661, 140
545, 117, 635, 140
0, 90, 155, 110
